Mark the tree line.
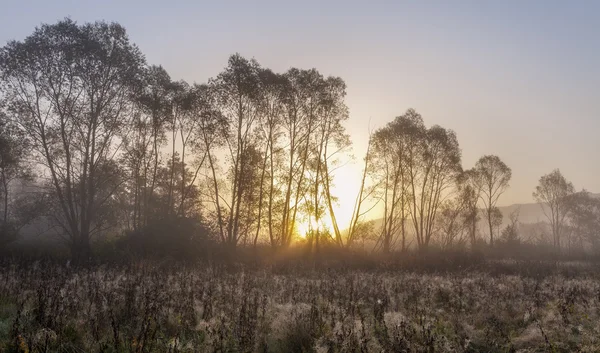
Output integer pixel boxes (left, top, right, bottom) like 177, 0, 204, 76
0, 19, 598, 262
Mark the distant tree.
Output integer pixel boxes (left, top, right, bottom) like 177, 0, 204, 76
459, 170, 481, 248
435, 199, 469, 250
532, 169, 575, 251
566, 190, 600, 251
473, 155, 511, 246
0, 19, 145, 262
500, 208, 520, 246
490, 206, 503, 241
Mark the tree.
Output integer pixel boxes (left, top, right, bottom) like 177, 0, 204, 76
566, 191, 600, 251
473, 155, 511, 246
370, 109, 462, 251
435, 199, 469, 250
316, 76, 350, 248
0, 19, 145, 262
459, 170, 481, 248
211, 54, 262, 250
278, 68, 326, 248
123, 65, 175, 229
490, 207, 503, 240
253, 68, 285, 247
406, 112, 462, 251
532, 169, 575, 251
498, 208, 520, 253
345, 133, 378, 248
0, 112, 35, 244
371, 113, 418, 252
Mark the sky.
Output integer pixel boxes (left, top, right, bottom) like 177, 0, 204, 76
1, 1, 599, 224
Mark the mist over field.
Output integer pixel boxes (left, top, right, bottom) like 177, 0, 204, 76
1, 2, 600, 352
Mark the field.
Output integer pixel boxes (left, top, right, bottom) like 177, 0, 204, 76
0, 259, 599, 352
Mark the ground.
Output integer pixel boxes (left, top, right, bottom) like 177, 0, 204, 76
0, 259, 599, 352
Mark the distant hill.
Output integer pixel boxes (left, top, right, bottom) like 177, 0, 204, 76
500, 192, 599, 225
362, 192, 599, 239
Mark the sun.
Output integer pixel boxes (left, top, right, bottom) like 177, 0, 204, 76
295, 218, 318, 238
293, 154, 377, 241
294, 216, 337, 239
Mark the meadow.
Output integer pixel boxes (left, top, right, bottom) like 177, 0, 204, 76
1, 257, 599, 353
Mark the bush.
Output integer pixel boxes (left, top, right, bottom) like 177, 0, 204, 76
109, 216, 217, 262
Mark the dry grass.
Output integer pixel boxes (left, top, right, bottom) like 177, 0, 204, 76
0, 259, 599, 352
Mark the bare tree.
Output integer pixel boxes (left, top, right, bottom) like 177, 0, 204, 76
533, 169, 575, 252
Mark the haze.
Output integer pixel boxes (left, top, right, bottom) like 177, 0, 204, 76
1, 0, 599, 222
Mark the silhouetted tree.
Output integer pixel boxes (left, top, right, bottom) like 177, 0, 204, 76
371, 113, 416, 252
435, 199, 469, 250
345, 134, 378, 248
533, 169, 575, 251
211, 54, 262, 250
406, 111, 462, 251
459, 170, 481, 248
473, 155, 511, 246
279, 68, 322, 247
566, 190, 600, 251
370, 109, 462, 252
0, 112, 35, 244
0, 19, 145, 262
123, 65, 175, 229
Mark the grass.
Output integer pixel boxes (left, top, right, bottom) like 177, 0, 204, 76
0, 259, 599, 352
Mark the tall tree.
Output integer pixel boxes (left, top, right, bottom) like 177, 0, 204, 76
404, 110, 462, 251
211, 54, 262, 250
533, 169, 575, 251
123, 65, 175, 229
370, 109, 462, 251
253, 68, 285, 247
0, 19, 145, 262
345, 134, 378, 248
317, 76, 350, 248
473, 155, 511, 246
371, 114, 418, 252
278, 68, 321, 247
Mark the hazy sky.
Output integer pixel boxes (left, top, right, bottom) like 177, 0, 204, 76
1, 0, 599, 211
